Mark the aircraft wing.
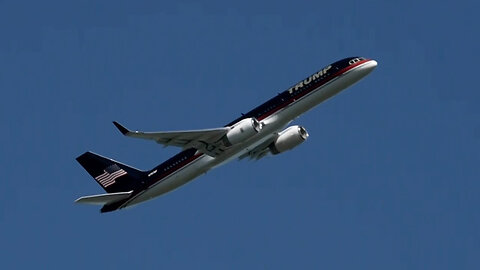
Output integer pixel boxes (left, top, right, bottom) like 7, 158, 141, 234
238, 136, 276, 160
113, 121, 229, 157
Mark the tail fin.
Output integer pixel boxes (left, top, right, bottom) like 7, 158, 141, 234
76, 152, 146, 193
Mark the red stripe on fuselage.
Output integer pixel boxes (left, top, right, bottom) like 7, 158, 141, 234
118, 59, 372, 210
138, 59, 371, 194
117, 152, 204, 209
257, 59, 370, 121
150, 153, 203, 184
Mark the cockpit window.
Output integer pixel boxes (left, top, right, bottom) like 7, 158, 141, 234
348, 57, 365, 65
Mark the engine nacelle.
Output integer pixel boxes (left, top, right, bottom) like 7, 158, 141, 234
223, 117, 262, 146
270, 125, 309, 154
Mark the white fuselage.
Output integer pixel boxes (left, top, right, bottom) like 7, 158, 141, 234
122, 59, 377, 208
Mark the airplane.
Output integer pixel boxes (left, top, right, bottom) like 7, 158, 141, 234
75, 56, 377, 213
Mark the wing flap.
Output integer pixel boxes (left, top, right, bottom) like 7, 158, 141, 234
113, 121, 229, 157
75, 191, 133, 205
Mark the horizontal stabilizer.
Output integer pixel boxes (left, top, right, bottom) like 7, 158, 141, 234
75, 191, 133, 205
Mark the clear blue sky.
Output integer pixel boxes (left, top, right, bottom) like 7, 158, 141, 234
1, 0, 478, 269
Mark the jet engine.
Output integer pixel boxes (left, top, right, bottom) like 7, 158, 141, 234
223, 117, 262, 146
270, 125, 309, 154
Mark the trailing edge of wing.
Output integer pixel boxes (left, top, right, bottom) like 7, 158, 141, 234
75, 191, 133, 205
112, 121, 230, 156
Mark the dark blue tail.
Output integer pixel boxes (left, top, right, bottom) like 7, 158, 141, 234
76, 152, 146, 193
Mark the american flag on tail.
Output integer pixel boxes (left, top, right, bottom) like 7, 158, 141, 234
95, 164, 127, 188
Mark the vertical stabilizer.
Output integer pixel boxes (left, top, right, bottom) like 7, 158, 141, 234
76, 152, 146, 193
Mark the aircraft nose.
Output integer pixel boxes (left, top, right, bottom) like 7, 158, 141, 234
359, 59, 378, 76
367, 59, 378, 70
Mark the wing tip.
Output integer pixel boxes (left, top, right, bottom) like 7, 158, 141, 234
113, 121, 130, 135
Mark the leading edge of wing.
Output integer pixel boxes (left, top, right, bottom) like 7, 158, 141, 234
112, 121, 230, 156
112, 121, 229, 140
